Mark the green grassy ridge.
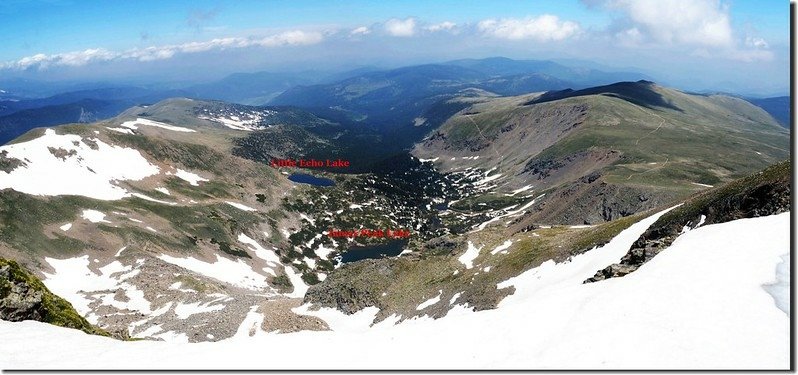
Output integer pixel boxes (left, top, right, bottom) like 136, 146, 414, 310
0, 185, 270, 261
108, 132, 224, 173
432, 84, 787, 189
531, 95, 787, 171
0, 258, 110, 337
0, 191, 95, 257
485, 90, 789, 224
417, 84, 788, 226
635, 159, 790, 243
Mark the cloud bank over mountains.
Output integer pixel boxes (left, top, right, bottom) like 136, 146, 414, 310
3, 30, 325, 70
0, 0, 785, 96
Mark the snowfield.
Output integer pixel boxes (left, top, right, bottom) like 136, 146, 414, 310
457, 241, 482, 269
197, 109, 276, 131
0, 211, 789, 369
225, 201, 257, 211
0, 129, 160, 200
81, 209, 109, 223
157, 254, 273, 292
42, 256, 149, 324
169, 168, 209, 186
119, 118, 195, 133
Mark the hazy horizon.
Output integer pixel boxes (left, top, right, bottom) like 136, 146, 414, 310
0, 0, 790, 96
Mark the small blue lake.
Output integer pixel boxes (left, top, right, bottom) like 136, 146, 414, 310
340, 240, 407, 263
288, 173, 336, 187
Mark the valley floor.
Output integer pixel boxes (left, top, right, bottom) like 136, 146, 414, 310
0, 211, 789, 370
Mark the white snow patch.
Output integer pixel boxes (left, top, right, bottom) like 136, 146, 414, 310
151, 302, 174, 317
225, 201, 257, 211
169, 168, 208, 186
174, 301, 226, 319
416, 291, 443, 310
131, 193, 177, 205
154, 187, 170, 195
449, 292, 462, 305
458, 241, 483, 269
304, 258, 317, 269
107, 127, 135, 134
682, 215, 707, 234
474, 194, 544, 231
157, 254, 272, 291
120, 118, 195, 133
233, 306, 265, 338
237, 234, 280, 265
197, 111, 273, 132
490, 240, 512, 255
299, 213, 315, 225
506, 184, 534, 196
315, 244, 335, 260
283, 266, 308, 298
418, 157, 439, 163
81, 209, 109, 223
59, 223, 72, 231
474, 172, 502, 186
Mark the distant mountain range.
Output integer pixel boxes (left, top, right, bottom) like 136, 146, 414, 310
748, 96, 790, 128
0, 87, 189, 144
0, 57, 789, 146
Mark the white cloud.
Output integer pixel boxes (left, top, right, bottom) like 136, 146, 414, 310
478, 15, 580, 41
745, 36, 769, 49
615, 27, 644, 46
350, 26, 371, 36
425, 21, 456, 32
9, 49, 118, 70
255, 30, 324, 47
589, 0, 774, 62
2, 30, 324, 70
384, 18, 417, 37
596, 0, 734, 47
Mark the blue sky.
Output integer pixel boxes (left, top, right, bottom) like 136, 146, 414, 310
0, 0, 790, 95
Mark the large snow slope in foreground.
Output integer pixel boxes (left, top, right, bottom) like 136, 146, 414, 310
0, 211, 789, 370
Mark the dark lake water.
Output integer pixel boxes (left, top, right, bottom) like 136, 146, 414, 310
288, 173, 336, 186
340, 240, 407, 263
